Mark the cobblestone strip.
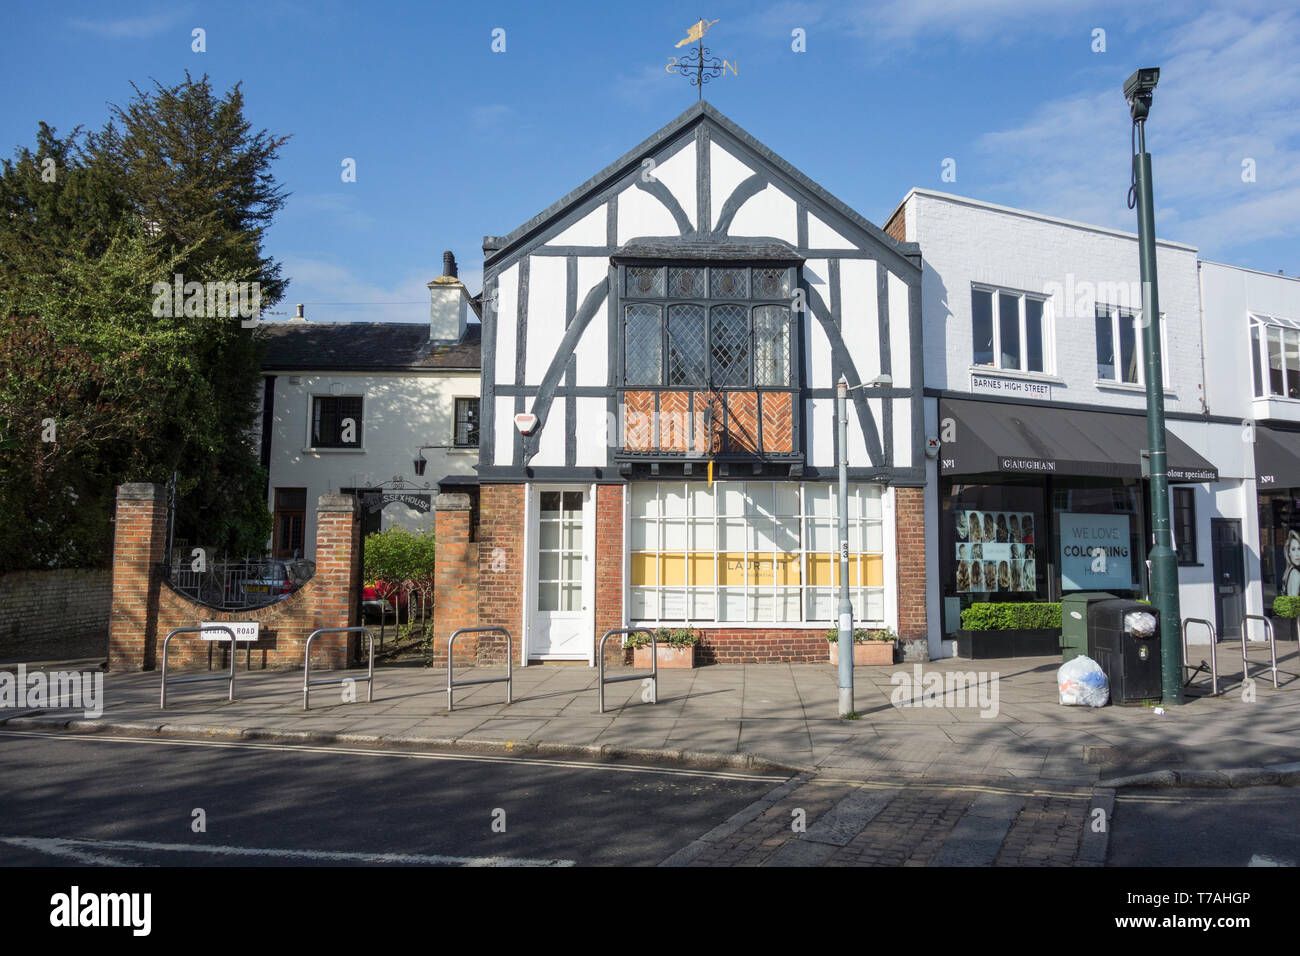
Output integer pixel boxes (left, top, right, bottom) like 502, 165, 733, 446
658, 773, 811, 866
994, 791, 1093, 866
825, 786, 977, 867
930, 790, 1027, 866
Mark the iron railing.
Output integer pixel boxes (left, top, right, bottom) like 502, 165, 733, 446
161, 558, 315, 611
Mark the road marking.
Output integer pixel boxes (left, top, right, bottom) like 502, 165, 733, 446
0, 729, 782, 783
1249, 854, 1294, 867
1, 837, 138, 866
0, 835, 573, 867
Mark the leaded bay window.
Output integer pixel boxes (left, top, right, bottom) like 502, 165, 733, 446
622, 264, 796, 388
629, 481, 886, 625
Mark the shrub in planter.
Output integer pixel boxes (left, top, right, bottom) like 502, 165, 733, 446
1272, 596, 1300, 641
956, 602, 1061, 658
628, 627, 699, 668
825, 627, 897, 665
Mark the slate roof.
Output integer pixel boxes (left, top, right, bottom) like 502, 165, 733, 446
258, 321, 481, 372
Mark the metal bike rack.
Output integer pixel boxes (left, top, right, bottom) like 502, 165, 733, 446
160, 625, 237, 709
597, 628, 657, 714
1241, 614, 1279, 690
1182, 617, 1219, 696
303, 626, 375, 710
447, 627, 512, 712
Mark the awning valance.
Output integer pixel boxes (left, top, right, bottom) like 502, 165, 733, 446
939, 398, 1219, 482
1254, 424, 1300, 489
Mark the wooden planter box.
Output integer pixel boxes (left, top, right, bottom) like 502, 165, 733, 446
633, 644, 696, 669
828, 641, 895, 666
953, 628, 1060, 660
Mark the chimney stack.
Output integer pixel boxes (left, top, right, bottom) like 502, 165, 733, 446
290, 303, 307, 322
428, 251, 468, 343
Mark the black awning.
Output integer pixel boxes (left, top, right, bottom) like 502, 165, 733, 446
939, 398, 1219, 482
1254, 425, 1300, 489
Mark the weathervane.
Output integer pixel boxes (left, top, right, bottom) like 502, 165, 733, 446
667, 18, 734, 100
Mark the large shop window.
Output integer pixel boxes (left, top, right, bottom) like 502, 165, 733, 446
1259, 489, 1300, 606
622, 265, 795, 389
629, 481, 886, 625
1052, 480, 1142, 594
946, 483, 1045, 603
971, 286, 1050, 374
1249, 313, 1300, 400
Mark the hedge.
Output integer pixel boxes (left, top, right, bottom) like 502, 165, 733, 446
1273, 595, 1300, 619
960, 602, 1062, 631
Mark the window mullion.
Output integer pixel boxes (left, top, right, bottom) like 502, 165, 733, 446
1019, 295, 1028, 372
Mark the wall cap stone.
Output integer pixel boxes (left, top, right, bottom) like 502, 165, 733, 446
317, 494, 358, 514
117, 483, 164, 502
435, 493, 472, 511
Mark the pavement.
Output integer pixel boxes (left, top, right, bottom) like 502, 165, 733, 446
6, 639, 1300, 788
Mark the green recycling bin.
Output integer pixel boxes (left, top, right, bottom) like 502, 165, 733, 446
1060, 592, 1116, 663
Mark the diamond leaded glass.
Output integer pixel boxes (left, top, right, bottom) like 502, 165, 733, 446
753, 267, 793, 298
625, 304, 662, 385
754, 305, 791, 386
666, 304, 706, 386
627, 266, 664, 296
710, 304, 749, 387
710, 267, 748, 299
668, 266, 704, 298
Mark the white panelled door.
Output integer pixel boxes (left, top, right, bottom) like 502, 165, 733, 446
530, 487, 594, 660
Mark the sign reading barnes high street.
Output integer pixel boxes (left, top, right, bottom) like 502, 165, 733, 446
970, 373, 1052, 401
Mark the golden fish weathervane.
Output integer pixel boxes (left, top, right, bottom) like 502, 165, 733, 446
666, 17, 735, 100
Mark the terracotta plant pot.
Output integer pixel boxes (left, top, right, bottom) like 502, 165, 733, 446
829, 641, 895, 666
633, 644, 696, 669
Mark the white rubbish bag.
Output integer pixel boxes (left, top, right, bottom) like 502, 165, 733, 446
1058, 654, 1110, 707
1123, 611, 1158, 638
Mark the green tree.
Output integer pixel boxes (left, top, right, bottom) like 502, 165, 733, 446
0, 74, 290, 570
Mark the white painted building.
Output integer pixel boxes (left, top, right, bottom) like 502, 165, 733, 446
256, 256, 481, 557
1200, 260, 1300, 623
885, 189, 1242, 654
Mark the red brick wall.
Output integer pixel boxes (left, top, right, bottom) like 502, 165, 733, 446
477, 483, 525, 664
894, 486, 927, 643
883, 205, 908, 242
430, 494, 481, 665
693, 629, 829, 664
594, 484, 624, 666
108, 485, 361, 672
108, 484, 168, 671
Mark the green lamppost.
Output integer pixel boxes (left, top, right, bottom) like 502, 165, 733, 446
1125, 67, 1184, 704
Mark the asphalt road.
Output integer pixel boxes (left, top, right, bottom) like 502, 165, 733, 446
0, 729, 788, 866
1109, 787, 1300, 867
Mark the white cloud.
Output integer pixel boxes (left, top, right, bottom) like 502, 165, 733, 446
972, 6, 1300, 257
68, 12, 185, 39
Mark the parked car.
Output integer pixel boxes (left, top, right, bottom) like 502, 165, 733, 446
242, 558, 315, 603
361, 580, 424, 622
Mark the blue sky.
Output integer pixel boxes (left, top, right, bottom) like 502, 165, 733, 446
2, 0, 1297, 323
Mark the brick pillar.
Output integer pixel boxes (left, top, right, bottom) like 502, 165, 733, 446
432, 492, 481, 664
594, 484, 625, 665
894, 486, 928, 654
478, 484, 525, 662
311, 493, 360, 668
108, 483, 167, 671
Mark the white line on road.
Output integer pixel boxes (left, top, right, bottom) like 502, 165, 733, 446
0, 729, 782, 782
0, 835, 573, 867
1, 837, 138, 867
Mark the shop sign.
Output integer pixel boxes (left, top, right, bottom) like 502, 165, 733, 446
970, 373, 1051, 401
1059, 512, 1132, 590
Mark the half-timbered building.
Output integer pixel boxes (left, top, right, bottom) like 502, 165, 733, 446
475, 102, 928, 664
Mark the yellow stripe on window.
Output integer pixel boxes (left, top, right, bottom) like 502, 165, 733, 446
863, 554, 884, 587
688, 552, 714, 585
807, 553, 833, 586
659, 553, 686, 586
631, 553, 656, 587
718, 553, 746, 585
775, 554, 800, 585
